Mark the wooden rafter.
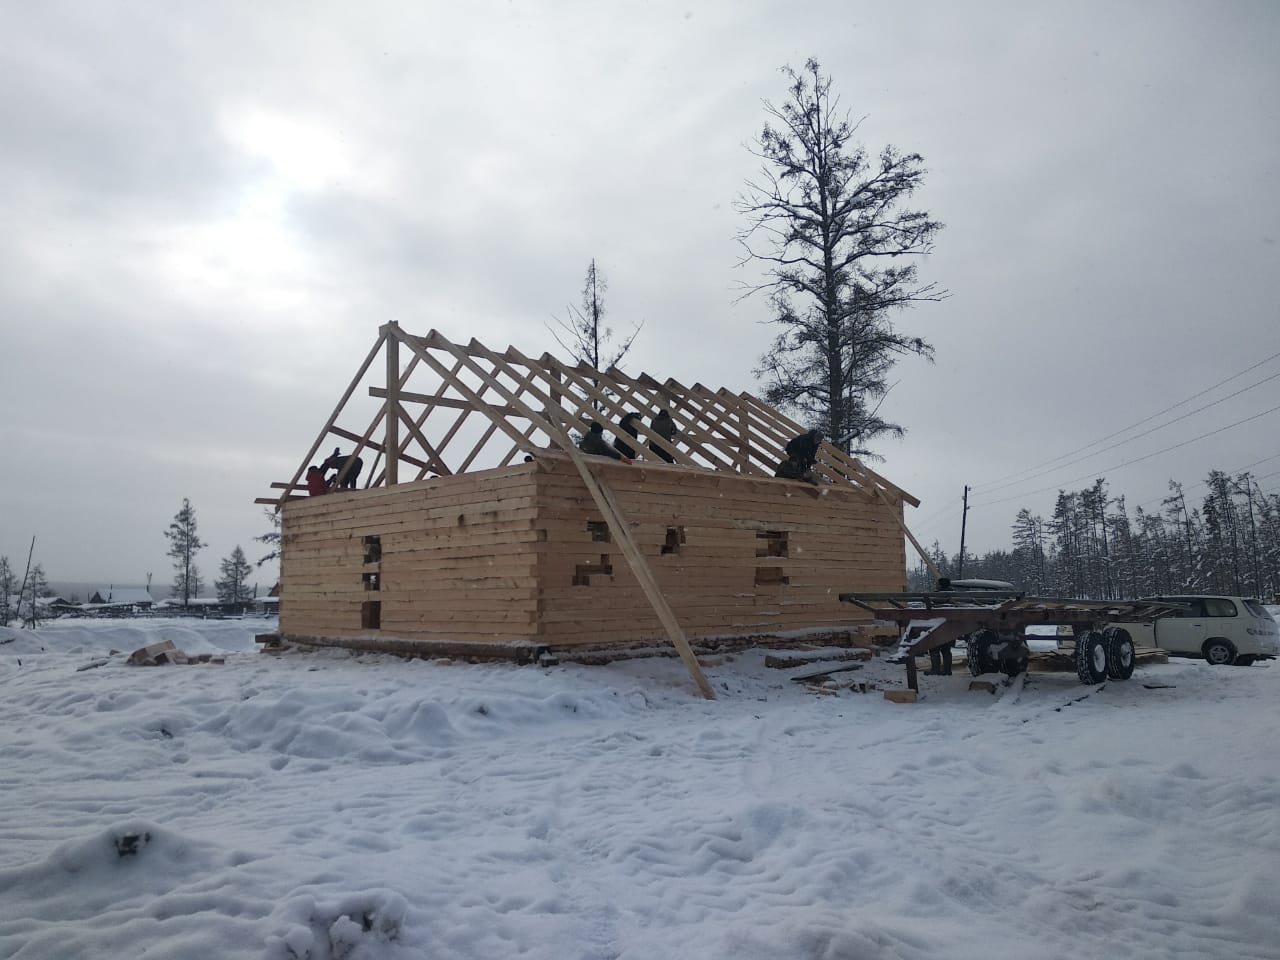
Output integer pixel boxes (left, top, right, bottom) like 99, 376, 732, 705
262, 322, 923, 512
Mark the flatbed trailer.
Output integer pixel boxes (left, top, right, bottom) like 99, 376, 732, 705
839, 590, 1188, 692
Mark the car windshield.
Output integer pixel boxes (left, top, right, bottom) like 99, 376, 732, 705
1244, 600, 1275, 622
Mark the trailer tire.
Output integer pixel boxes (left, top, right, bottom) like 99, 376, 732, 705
1103, 627, 1135, 680
967, 629, 997, 677
1075, 631, 1109, 684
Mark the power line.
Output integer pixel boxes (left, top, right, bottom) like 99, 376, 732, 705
973, 401, 1280, 509
969, 348, 1280, 494
972, 369, 1280, 497
1132, 453, 1280, 511
911, 496, 966, 531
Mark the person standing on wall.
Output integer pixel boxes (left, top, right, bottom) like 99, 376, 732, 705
649, 409, 677, 463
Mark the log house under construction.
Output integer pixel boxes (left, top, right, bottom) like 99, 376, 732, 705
259, 324, 928, 698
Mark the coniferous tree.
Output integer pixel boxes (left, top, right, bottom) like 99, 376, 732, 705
1011, 509, 1048, 595
255, 508, 281, 568
0, 556, 14, 626
1234, 473, 1264, 598
933, 469, 1280, 602
738, 58, 944, 455
548, 259, 641, 374
1257, 492, 1280, 600
1200, 471, 1242, 594
166, 498, 205, 608
1050, 491, 1084, 597
1162, 481, 1200, 591
1132, 506, 1174, 596
929, 540, 951, 580
21, 562, 49, 627
1107, 496, 1139, 601
215, 545, 254, 605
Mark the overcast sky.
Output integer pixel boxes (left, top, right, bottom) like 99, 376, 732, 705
2, 1, 1278, 592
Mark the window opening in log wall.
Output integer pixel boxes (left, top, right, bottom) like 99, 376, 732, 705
661, 526, 686, 555
573, 555, 614, 586
587, 520, 611, 542
756, 530, 789, 558
363, 535, 382, 564
362, 572, 380, 591
755, 566, 789, 586
361, 600, 382, 629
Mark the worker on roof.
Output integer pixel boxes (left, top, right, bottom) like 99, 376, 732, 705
579, 422, 632, 463
613, 411, 642, 459
648, 409, 677, 463
785, 429, 823, 471
306, 465, 329, 496
322, 448, 363, 489
774, 455, 818, 485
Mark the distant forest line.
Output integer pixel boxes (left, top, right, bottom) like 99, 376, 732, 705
907, 469, 1280, 602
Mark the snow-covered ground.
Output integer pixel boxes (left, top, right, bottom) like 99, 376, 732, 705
2, 617, 1279, 960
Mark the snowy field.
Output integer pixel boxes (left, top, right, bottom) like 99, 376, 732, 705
2, 617, 1279, 960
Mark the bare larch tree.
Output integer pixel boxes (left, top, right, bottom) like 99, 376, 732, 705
737, 58, 945, 456
548, 259, 642, 373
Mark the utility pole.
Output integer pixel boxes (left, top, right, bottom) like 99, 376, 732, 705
958, 485, 970, 578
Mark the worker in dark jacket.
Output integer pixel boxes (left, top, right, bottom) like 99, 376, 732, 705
614, 412, 642, 459
775, 455, 818, 485
579, 422, 631, 462
649, 409, 677, 463
322, 448, 363, 489
785, 429, 823, 470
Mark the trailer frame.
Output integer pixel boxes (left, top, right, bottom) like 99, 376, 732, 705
839, 590, 1188, 692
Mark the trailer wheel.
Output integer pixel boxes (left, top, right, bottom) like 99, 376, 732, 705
1075, 631, 1109, 684
967, 629, 997, 677
1103, 627, 1135, 680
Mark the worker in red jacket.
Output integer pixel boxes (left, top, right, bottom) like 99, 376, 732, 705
306, 465, 329, 496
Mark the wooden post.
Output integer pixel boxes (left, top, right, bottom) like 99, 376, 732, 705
385, 322, 400, 486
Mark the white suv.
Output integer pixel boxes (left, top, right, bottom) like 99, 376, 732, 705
1113, 596, 1279, 666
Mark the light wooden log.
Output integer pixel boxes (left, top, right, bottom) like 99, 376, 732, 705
385, 323, 400, 485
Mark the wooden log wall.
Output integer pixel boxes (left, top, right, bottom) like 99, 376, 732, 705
279, 455, 907, 649
279, 464, 542, 642
531, 456, 906, 647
